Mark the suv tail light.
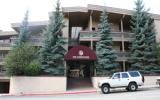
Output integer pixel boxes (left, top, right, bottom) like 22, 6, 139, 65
142, 75, 145, 83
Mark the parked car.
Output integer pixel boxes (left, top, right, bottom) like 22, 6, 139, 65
98, 71, 144, 94
156, 77, 160, 87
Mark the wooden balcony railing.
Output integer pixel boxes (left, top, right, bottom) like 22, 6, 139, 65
115, 51, 129, 61
0, 42, 11, 47
79, 31, 134, 41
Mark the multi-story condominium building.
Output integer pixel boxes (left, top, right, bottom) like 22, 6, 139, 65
0, 4, 160, 93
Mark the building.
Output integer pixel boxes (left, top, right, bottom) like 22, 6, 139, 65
0, 4, 160, 93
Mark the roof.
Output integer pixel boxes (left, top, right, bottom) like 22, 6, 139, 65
11, 21, 48, 32
0, 31, 17, 36
11, 4, 160, 31
0, 31, 17, 39
62, 4, 160, 20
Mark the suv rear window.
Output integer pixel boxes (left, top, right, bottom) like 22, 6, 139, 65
129, 71, 140, 77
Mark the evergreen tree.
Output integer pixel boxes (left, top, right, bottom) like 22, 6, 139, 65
130, 0, 147, 70
143, 12, 158, 72
16, 10, 30, 45
130, 0, 158, 73
96, 9, 118, 76
5, 10, 41, 76
40, 0, 66, 75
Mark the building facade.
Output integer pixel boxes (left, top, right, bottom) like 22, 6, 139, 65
0, 4, 160, 93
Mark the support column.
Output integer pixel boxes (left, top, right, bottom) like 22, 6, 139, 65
123, 61, 126, 71
89, 11, 93, 31
90, 11, 93, 50
120, 15, 125, 71
90, 36, 93, 50
64, 61, 67, 76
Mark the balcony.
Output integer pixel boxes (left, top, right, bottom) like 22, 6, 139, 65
68, 38, 79, 46
11, 37, 44, 46
0, 57, 5, 65
0, 64, 6, 76
29, 38, 43, 46
79, 31, 134, 41
0, 42, 12, 50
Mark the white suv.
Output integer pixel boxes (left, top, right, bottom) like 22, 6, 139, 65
98, 71, 144, 94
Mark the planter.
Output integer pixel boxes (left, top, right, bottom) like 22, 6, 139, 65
10, 76, 67, 94
91, 77, 109, 89
143, 76, 160, 86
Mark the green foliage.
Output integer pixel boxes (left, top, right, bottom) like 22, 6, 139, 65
96, 9, 118, 76
130, 0, 158, 73
155, 44, 160, 64
143, 15, 157, 66
130, 0, 146, 70
40, 0, 66, 76
5, 43, 41, 76
16, 10, 30, 46
24, 60, 41, 76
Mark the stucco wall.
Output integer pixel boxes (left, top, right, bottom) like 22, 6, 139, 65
91, 76, 159, 89
143, 76, 159, 86
10, 77, 67, 94
155, 20, 160, 43
92, 77, 109, 89
62, 18, 69, 38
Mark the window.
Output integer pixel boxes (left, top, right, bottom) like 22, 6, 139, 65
129, 71, 140, 77
113, 73, 120, 79
122, 73, 129, 78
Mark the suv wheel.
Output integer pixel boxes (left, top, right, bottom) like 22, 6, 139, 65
101, 84, 110, 94
129, 83, 137, 91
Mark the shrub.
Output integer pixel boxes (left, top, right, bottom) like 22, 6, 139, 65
24, 60, 41, 76
5, 43, 40, 76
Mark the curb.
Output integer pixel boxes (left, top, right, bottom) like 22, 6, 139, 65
0, 90, 98, 96
1, 85, 159, 97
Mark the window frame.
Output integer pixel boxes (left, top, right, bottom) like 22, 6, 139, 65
121, 72, 129, 78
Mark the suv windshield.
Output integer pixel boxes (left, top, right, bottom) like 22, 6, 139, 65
129, 71, 140, 77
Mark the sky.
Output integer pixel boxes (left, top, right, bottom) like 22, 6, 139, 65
0, 0, 160, 31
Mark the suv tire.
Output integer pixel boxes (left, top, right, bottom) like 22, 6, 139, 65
128, 83, 137, 91
101, 84, 110, 94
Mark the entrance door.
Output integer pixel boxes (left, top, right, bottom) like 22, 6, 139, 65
0, 81, 10, 93
67, 61, 93, 78
67, 61, 93, 90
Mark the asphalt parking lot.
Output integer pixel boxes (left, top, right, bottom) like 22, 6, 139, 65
1, 87, 160, 100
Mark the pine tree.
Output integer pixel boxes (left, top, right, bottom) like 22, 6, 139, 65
130, 0, 158, 73
130, 0, 147, 70
16, 10, 30, 45
40, 0, 66, 75
96, 9, 118, 76
143, 12, 158, 72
